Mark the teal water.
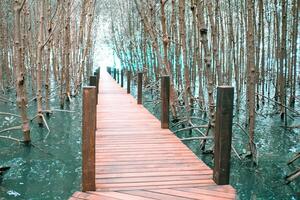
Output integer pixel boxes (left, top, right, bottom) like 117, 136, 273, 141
0, 93, 82, 200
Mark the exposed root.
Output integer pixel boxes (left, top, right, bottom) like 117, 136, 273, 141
232, 145, 242, 160
52, 109, 75, 113
0, 112, 21, 118
40, 114, 50, 134
0, 95, 14, 103
31, 114, 50, 135
0, 126, 22, 134
28, 97, 37, 104
173, 125, 208, 133
0, 135, 23, 143
256, 93, 300, 114
180, 136, 213, 141
285, 168, 300, 184
284, 124, 300, 129
288, 152, 300, 165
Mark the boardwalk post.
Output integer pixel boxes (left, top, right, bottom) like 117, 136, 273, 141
161, 76, 170, 129
137, 72, 143, 104
117, 69, 119, 83
113, 68, 117, 80
93, 72, 99, 94
89, 76, 97, 88
127, 71, 131, 94
82, 86, 96, 192
121, 69, 124, 87
90, 75, 98, 103
213, 86, 234, 185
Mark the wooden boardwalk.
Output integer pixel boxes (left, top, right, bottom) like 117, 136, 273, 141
70, 71, 236, 200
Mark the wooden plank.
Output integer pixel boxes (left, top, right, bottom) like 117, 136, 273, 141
122, 190, 192, 200
95, 183, 215, 192
96, 179, 215, 189
95, 170, 212, 178
96, 175, 213, 184
148, 188, 229, 200
89, 191, 153, 200
176, 187, 236, 199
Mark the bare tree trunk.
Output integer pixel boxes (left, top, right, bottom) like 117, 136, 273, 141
179, 0, 191, 120
207, 0, 222, 86
36, 0, 45, 125
289, 0, 299, 107
160, 0, 179, 120
196, 0, 215, 125
14, 0, 31, 143
64, 0, 71, 101
246, 0, 256, 155
279, 0, 287, 123
45, 0, 51, 114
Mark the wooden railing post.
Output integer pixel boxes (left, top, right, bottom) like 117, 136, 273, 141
121, 69, 124, 87
113, 68, 117, 80
137, 72, 143, 104
127, 71, 131, 94
213, 86, 234, 185
93, 72, 99, 92
89, 76, 97, 87
90, 75, 98, 103
161, 76, 170, 129
117, 69, 119, 83
82, 86, 96, 192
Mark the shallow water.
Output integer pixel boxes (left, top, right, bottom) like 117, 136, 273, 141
0, 93, 82, 200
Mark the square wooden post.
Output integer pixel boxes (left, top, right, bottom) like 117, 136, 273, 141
137, 72, 143, 104
127, 71, 131, 94
93, 72, 99, 92
121, 69, 124, 87
161, 76, 170, 129
117, 69, 119, 83
82, 86, 96, 191
213, 86, 234, 185
89, 76, 98, 104
113, 68, 117, 80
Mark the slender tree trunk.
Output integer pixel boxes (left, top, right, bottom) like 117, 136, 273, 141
196, 0, 215, 125
160, 0, 179, 120
246, 0, 256, 155
36, 0, 45, 125
64, 0, 71, 101
179, 0, 192, 120
14, 0, 31, 143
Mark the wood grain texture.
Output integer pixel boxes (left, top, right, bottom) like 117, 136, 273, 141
70, 71, 236, 199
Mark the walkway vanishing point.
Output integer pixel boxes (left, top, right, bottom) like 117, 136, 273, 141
70, 70, 236, 200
